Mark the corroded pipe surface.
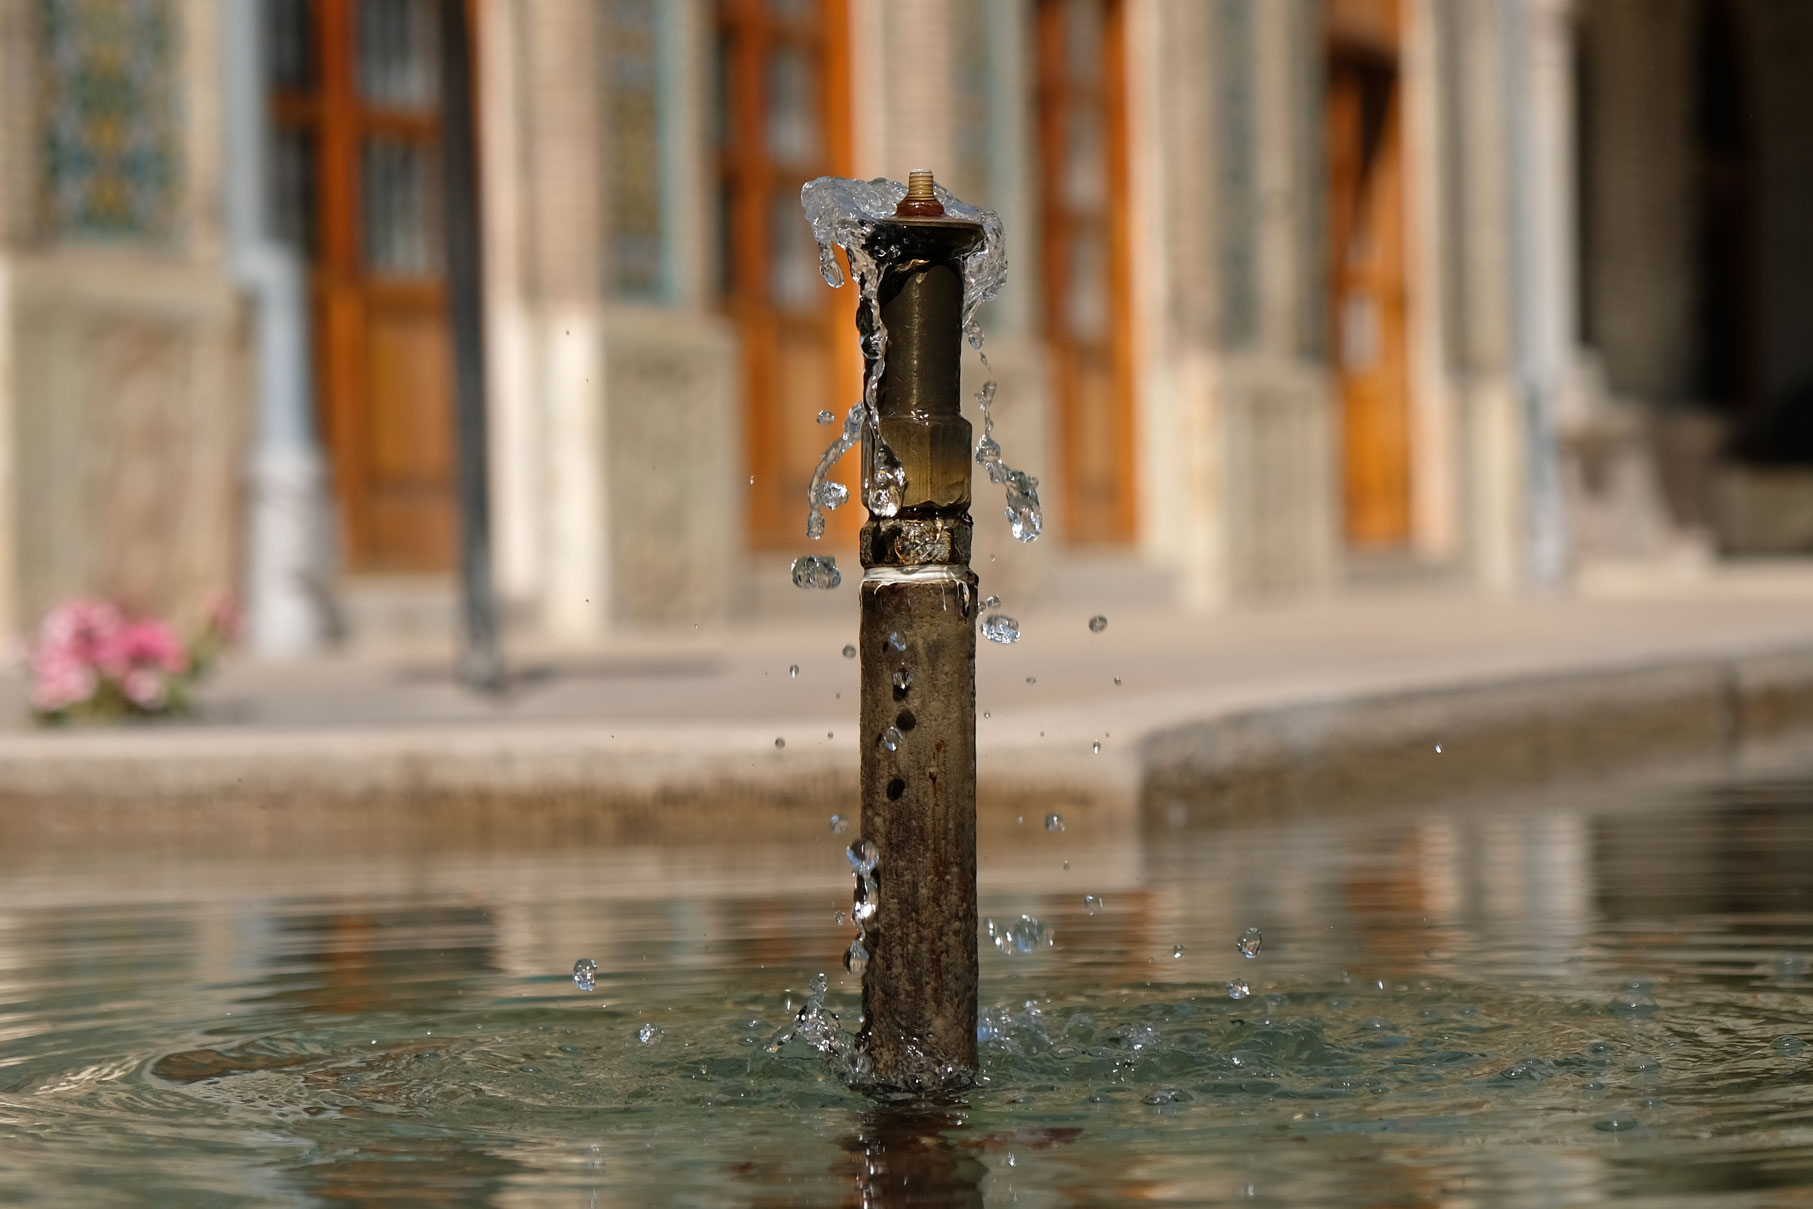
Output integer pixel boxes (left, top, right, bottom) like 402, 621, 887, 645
856, 192, 984, 1095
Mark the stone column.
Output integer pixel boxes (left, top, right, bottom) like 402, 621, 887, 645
221, 0, 330, 655
1506, 0, 1572, 584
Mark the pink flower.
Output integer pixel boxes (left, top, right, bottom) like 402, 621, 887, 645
120, 667, 168, 710
29, 647, 96, 713
105, 619, 190, 677
36, 598, 122, 666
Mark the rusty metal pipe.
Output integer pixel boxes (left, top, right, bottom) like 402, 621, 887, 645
855, 174, 984, 1095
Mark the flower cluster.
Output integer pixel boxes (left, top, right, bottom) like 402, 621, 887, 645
23, 593, 238, 722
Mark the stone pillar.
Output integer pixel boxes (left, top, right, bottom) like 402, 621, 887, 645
1135, 0, 1335, 609
222, 0, 330, 655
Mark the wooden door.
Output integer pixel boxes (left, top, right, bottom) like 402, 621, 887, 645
1036, 0, 1135, 547
1326, 0, 1411, 547
270, 0, 458, 574
715, 0, 855, 551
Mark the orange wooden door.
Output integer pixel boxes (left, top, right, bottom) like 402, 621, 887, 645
1036, 0, 1135, 547
715, 0, 856, 551
271, 0, 458, 573
1326, 0, 1412, 548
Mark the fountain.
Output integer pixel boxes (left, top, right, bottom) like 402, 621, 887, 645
794, 169, 1043, 1094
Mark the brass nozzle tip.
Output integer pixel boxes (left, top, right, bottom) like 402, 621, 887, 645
896, 170, 944, 217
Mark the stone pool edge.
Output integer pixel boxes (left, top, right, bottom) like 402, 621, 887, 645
0, 643, 1808, 842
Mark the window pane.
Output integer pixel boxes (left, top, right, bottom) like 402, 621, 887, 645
1064, 0, 1103, 86
357, 0, 440, 110
769, 187, 820, 310
1065, 228, 1108, 339
361, 136, 443, 276
712, 30, 732, 149
268, 0, 315, 89
765, 43, 819, 164
1064, 106, 1105, 212
271, 127, 318, 256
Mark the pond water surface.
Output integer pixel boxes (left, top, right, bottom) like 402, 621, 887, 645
3, 763, 1812, 1206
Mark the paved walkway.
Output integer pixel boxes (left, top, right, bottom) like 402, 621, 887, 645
3, 563, 1813, 802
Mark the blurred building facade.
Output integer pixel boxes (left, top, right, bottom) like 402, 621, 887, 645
0, 0, 1810, 651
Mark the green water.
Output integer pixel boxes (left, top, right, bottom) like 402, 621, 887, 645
3, 769, 1813, 1206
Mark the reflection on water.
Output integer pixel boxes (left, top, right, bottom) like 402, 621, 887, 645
0, 768, 1811, 1204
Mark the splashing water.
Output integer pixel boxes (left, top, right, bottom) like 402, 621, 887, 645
981, 614, 1020, 645
637, 1023, 664, 1045
1227, 979, 1251, 1001
571, 958, 597, 992
764, 973, 845, 1058
804, 403, 864, 540
791, 555, 842, 590
799, 176, 1041, 544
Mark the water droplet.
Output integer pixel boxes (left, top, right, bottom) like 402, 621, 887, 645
983, 594, 1001, 609
790, 554, 841, 590
1594, 1114, 1639, 1132
985, 914, 1053, 954
1143, 1086, 1191, 1105
888, 631, 907, 652
816, 409, 835, 424
892, 668, 912, 692
835, 909, 847, 926
879, 726, 902, 752
1172, 944, 1183, 959
1237, 927, 1263, 959
572, 958, 597, 991
638, 1023, 664, 1044
1092, 741, 1101, 754
980, 614, 1020, 644
1084, 894, 1104, 915
774, 737, 785, 749
1227, 979, 1251, 1000
847, 839, 880, 875
1044, 812, 1065, 832
814, 480, 849, 511
1089, 614, 1107, 633
982, 710, 991, 719
869, 438, 908, 516
1775, 1034, 1807, 1055
1002, 468, 1043, 542
830, 813, 849, 835
842, 644, 857, 658
1113, 676, 1122, 686
789, 664, 799, 679
748, 475, 755, 485
1434, 743, 1443, 754
844, 938, 870, 976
